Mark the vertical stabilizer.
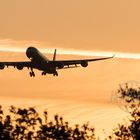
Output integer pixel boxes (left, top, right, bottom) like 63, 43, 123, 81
53, 49, 57, 61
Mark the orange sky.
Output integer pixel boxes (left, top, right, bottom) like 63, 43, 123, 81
0, 0, 140, 138
0, 0, 140, 52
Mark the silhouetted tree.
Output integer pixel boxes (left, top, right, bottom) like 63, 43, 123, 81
0, 105, 96, 140
108, 83, 140, 140
1, 83, 140, 139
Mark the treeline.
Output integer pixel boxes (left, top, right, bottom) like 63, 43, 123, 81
0, 83, 139, 140
0, 106, 95, 140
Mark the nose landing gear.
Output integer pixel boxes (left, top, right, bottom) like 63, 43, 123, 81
30, 71, 35, 77
29, 68, 35, 77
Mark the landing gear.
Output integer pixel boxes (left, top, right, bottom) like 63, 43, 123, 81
42, 72, 46, 76
30, 71, 35, 77
29, 67, 35, 77
53, 71, 58, 76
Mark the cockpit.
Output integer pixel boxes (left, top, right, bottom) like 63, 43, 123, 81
26, 46, 38, 60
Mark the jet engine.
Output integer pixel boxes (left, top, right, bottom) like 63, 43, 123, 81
0, 63, 5, 69
81, 61, 88, 67
16, 63, 24, 70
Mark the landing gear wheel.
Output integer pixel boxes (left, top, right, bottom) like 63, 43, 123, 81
53, 71, 58, 76
56, 72, 58, 76
29, 71, 35, 77
30, 72, 32, 77
32, 72, 35, 77
42, 72, 46, 76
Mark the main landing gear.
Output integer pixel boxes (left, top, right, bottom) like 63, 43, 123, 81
53, 71, 58, 76
42, 72, 46, 76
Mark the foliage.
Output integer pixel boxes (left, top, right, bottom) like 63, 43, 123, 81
0, 83, 140, 139
0, 105, 96, 140
108, 83, 140, 140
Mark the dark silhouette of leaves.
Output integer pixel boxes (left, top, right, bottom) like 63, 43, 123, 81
0, 83, 139, 139
0, 105, 96, 140
109, 83, 140, 140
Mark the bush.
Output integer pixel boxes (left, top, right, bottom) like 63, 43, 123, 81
1, 83, 140, 139
109, 83, 140, 140
0, 105, 96, 140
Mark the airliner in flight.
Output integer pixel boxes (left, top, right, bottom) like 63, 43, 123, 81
0, 47, 114, 77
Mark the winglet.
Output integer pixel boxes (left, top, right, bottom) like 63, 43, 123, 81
53, 49, 57, 61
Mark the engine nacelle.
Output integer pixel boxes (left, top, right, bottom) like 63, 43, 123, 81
57, 62, 64, 69
0, 63, 5, 69
16, 64, 24, 70
81, 61, 88, 67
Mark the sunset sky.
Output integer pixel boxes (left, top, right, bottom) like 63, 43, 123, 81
0, 0, 140, 138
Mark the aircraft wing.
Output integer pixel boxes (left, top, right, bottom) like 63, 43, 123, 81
55, 55, 114, 69
0, 61, 33, 70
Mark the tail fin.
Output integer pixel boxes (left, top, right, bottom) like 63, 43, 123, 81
53, 49, 57, 61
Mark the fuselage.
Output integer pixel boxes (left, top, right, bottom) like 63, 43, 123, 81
26, 47, 56, 74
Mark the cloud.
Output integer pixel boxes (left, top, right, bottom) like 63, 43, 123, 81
0, 39, 140, 59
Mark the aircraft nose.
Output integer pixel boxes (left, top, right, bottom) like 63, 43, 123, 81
27, 46, 37, 51
26, 46, 38, 59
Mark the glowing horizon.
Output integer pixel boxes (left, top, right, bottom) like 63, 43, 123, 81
0, 45, 140, 60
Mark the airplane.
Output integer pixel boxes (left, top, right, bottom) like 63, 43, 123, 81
0, 47, 114, 77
